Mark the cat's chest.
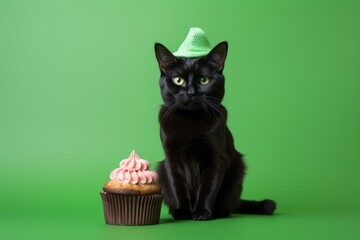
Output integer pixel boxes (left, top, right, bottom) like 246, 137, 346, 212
161, 115, 216, 142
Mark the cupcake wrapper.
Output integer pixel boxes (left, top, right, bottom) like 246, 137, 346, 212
100, 192, 163, 226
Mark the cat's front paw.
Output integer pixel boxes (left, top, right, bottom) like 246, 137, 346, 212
170, 208, 192, 220
192, 209, 213, 221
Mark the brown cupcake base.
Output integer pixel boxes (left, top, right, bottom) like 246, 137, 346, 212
100, 192, 163, 226
103, 180, 162, 195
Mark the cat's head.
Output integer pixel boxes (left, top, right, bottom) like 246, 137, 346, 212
154, 42, 228, 113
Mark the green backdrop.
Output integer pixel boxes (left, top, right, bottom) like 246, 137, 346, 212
1, 0, 359, 239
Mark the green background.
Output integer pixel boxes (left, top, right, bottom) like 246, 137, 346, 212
1, 0, 359, 239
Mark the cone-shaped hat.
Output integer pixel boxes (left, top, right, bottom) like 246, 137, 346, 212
173, 28, 212, 58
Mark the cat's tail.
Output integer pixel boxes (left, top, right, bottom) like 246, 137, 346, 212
234, 199, 277, 215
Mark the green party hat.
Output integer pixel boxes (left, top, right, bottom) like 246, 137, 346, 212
173, 27, 212, 58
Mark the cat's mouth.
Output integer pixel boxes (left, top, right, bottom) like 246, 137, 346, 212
180, 98, 203, 111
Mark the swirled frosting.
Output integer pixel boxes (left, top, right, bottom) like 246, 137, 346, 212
110, 150, 158, 184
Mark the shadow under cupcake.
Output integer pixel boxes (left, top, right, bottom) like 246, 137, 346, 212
100, 150, 163, 226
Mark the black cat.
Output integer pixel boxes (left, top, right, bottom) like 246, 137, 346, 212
154, 41, 276, 221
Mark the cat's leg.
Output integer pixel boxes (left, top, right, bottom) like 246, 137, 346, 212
212, 183, 242, 218
212, 157, 276, 215
157, 160, 192, 220
192, 159, 227, 221
212, 161, 244, 218
196, 151, 247, 219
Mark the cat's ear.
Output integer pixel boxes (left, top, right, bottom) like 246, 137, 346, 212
206, 41, 228, 71
154, 43, 177, 73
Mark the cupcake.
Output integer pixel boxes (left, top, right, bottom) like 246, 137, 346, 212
100, 150, 163, 225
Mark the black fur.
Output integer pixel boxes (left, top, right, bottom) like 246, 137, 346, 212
154, 42, 276, 220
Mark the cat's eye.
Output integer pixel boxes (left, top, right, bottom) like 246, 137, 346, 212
199, 77, 210, 85
172, 77, 186, 87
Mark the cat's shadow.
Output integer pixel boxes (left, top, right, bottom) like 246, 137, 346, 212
159, 213, 283, 224
159, 218, 177, 224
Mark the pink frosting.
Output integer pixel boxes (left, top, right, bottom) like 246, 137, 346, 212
110, 150, 158, 184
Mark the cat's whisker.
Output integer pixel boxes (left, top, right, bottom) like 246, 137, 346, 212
206, 95, 230, 105
203, 98, 225, 119
161, 103, 174, 123
200, 101, 212, 119
202, 98, 218, 119
161, 106, 174, 123
160, 101, 180, 124
200, 95, 220, 119
205, 95, 223, 101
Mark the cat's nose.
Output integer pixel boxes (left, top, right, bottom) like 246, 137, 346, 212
187, 93, 196, 99
187, 89, 196, 100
